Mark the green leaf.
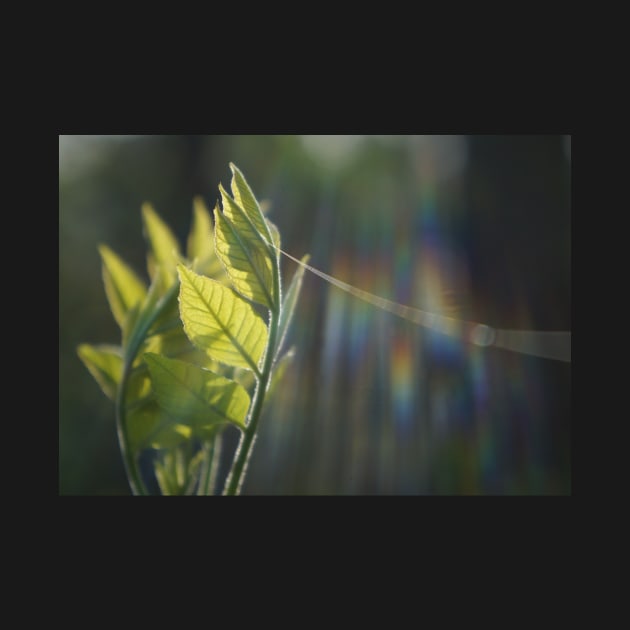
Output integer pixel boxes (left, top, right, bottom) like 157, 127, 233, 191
145, 354, 250, 430
142, 202, 181, 285
127, 397, 193, 451
177, 265, 268, 374
98, 245, 147, 329
77, 344, 123, 400
146, 325, 220, 370
275, 254, 310, 361
229, 162, 273, 247
126, 367, 152, 402
214, 195, 275, 308
187, 196, 214, 263
187, 196, 226, 280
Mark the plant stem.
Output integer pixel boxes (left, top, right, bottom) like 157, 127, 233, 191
116, 283, 179, 496
223, 308, 279, 495
223, 238, 282, 496
116, 356, 149, 496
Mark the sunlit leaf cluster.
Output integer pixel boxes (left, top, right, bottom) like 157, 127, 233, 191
78, 164, 308, 495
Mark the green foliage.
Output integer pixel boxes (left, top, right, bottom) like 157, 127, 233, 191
142, 202, 182, 287
145, 353, 250, 431
98, 245, 147, 328
214, 195, 275, 308
188, 197, 226, 281
76, 344, 123, 401
178, 265, 268, 374
77, 165, 307, 495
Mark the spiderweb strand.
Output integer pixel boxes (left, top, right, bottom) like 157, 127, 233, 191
266, 239, 571, 363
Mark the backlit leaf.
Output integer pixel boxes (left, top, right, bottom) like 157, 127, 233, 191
145, 354, 249, 430
229, 162, 273, 246
187, 196, 226, 280
215, 195, 275, 308
177, 265, 268, 373
77, 344, 123, 400
146, 326, 222, 371
126, 367, 152, 402
98, 245, 147, 329
142, 202, 181, 286
187, 196, 213, 262
126, 397, 193, 451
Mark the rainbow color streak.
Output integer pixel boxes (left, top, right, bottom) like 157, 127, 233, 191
247, 137, 569, 495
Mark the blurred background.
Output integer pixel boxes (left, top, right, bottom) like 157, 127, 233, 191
59, 134, 571, 495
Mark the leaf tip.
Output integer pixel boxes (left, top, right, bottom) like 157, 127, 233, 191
97, 243, 114, 262
218, 181, 231, 201
141, 201, 155, 218
176, 262, 189, 281
212, 201, 224, 224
